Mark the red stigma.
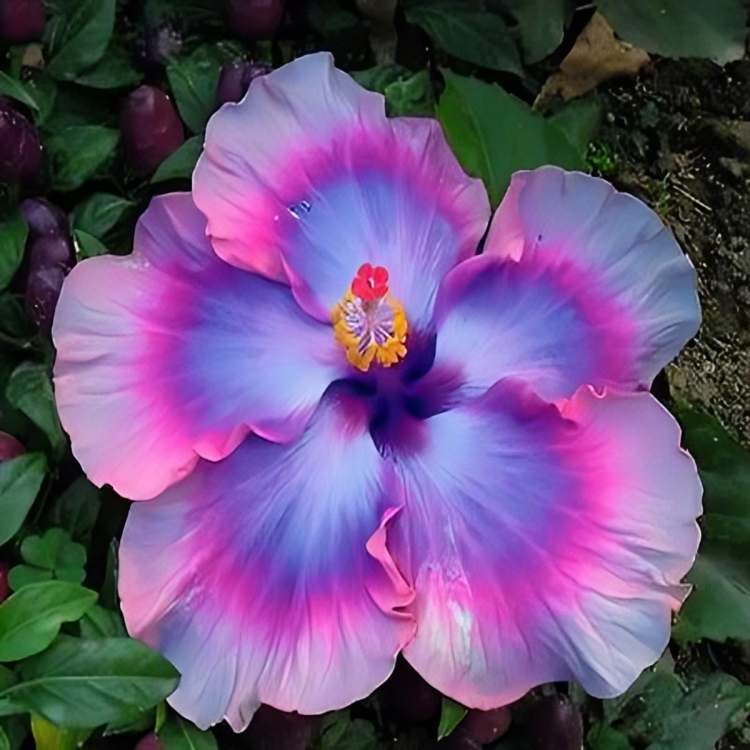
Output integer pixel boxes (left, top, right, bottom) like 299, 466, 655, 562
351, 263, 389, 301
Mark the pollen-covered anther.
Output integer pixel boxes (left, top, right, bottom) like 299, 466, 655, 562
332, 264, 408, 371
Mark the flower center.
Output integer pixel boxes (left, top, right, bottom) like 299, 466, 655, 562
331, 263, 408, 372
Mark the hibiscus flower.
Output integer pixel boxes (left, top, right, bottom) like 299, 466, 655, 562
52, 53, 702, 731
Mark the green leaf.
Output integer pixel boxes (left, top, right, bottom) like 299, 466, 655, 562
46, 477, 101, 543
506, 0, 574, 63
160, 715, 217, 750
0, 714, 26, 750
6, 363, 66, 454
600, 651, 750, 750
42, 86, 115, 131
0, 453, 46, 547
306, 0, 359, 35
597, 0, 746, 65
167, 44, 236, 133
8, 567, 53, 592
151, 136, 203, 184
74, 43, 143, 89
72, 193, 134, 239
19, 74, 58, 126
0, 72, 40, 115
22, 530, 70, 570
0, 725, 8, 750
587, 722, 634, 750
0, 295, 31, 339
144, 0, 221, 25
437, 697, 467, 740
319, 711, 381, 750
671, 408, 750, 643
404, 0, 522, 75
47, 0, 117, 81
436, 71, 582, 206
0, 216, 28, 294
384, 70, 433, 117
0, 583, 97, 662
73, 231, 109, 260
351, 65, 409, 94
11, 530, 86, 590
31, 713, 91, 750
2, 637, 179, 729
46, 126, 120, 192
548, 96, 603, 157
648, 673, 750, 750
22, 529, 86, 572
78, 606, 126, 640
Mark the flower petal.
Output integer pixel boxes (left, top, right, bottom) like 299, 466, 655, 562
446, 166, 699, 399
53, 193, 342, 500
193, 52, 489, 328
388, 382, 701, 707
119, 387, 414, 730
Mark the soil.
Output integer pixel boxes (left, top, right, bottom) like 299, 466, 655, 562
593, 58, 750, 445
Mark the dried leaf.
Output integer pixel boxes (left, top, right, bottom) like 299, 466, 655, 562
536, 12, 650, 108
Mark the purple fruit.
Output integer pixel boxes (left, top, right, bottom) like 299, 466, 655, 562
0, 432, 25, 461
514, 695, 583, 750
0, 99, 41, 185
120, 85, 184, 175
438, 731, 481, 750
25, 234, 73, 331
245, 705, 315, 750
215, 59, 272, 107
461, 707, 512, 745
20, 197, 69, 239
134, 733, 162, 750
223, 0, 286, 39
0, 0, 45, 44
383, 659, 442, 723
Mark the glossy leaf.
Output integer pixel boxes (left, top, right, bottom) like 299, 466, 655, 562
167, 44, 235, 133
0, 216, 28, 293
46, 477, 101, 543
437, 71, 582, 205
384, 71, 432, 117
3, 637, 179, 729
46, 126, 120, 192
73, 231, 109, 260
0, 72, 40, 116
0, 453, 46, 547
548, 96, 603, 156
601, 664, 750, 750
587, 723, 635, 750
597, 0, 746, 65
72, 193, 134, 239
404, 0, 522, 75
160, 716, 217, 750
437, 697, 467, 740
31, 714, 91, 750
6, 363, 66, 454
320, 711, 381, 750
0, 582, 96, 662
8, 567, 53, 592
506, 0, 574, 63
151, 136, 202, 183
19, 75, 58, 126
74, 43, 143, 89
673, 408, 750, 643
78, 606, 126, 640
47, 0, 117, 81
